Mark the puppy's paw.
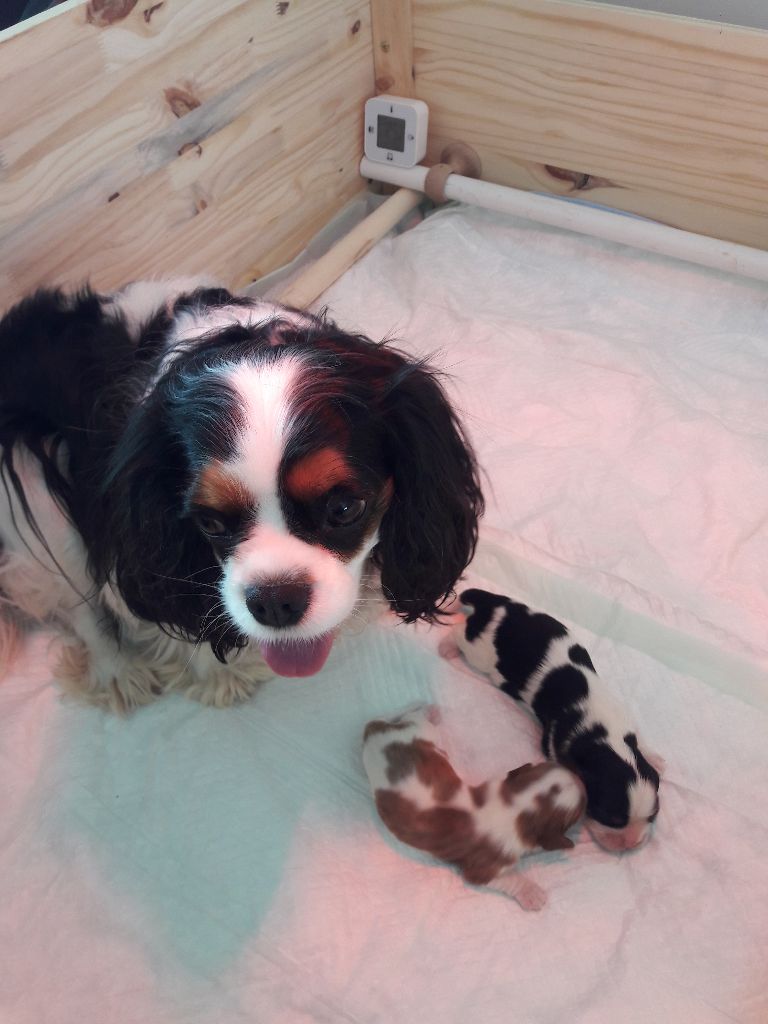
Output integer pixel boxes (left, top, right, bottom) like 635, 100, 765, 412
514, 877, 548, 912
489, 872, 548, 911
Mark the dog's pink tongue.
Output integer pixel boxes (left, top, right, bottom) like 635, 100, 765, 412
260, 634, 334, 677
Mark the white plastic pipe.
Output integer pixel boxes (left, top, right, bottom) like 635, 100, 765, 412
360, 156, 768, 284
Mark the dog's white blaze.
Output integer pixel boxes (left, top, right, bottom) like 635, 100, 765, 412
218, 354, 378, 641
227, 354, 304, 529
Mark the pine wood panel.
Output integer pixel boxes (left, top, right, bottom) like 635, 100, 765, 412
0, 0, 373, 307
370, 0, 414, 96
412, 0, 768, 247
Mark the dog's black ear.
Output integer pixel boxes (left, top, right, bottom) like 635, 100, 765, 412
374, 359, 484, 623
94, 389, 238, 661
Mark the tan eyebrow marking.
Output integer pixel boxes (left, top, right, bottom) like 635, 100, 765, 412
192, 462, 252, 515
284, 447, 353, 501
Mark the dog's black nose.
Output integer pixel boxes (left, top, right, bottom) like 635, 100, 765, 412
245, 581, 311, 629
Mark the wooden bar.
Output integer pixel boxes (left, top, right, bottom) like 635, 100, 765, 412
277, 188, 422, 308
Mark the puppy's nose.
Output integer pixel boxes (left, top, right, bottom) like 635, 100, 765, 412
245, 581, 311, 629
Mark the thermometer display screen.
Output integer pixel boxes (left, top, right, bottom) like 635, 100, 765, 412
376, 114, 406, 153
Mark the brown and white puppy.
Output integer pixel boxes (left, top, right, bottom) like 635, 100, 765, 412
362, 704, 586, 911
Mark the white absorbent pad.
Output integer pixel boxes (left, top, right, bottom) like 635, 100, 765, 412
2, 205, 767, 1023
320, 206, 768, 679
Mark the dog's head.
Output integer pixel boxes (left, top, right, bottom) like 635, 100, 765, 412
103, 292, 483, 676
568, 731, 661, 852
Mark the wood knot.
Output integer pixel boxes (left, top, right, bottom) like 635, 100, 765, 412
86, 0, 138, 26
143, 2, 163, 23
165, 86, 201, 119
546, 165, 590, 190
178, 141, 203, 158
350, 18, 361, 35
107, 191, 120, 203
545, 164, 616, 192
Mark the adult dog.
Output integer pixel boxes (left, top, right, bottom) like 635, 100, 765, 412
0, 280, 483, 711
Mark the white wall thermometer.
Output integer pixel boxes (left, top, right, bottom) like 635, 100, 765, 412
364, 95, 428, 168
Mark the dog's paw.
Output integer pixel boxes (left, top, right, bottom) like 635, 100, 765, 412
0, 609, 25, 677
55, 643, 164, 714
181, 666, 268, 708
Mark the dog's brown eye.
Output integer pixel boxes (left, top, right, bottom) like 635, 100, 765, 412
326, 495, 366, 527
194, 511, 229, 538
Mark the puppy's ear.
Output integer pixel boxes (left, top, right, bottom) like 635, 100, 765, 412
374, 360, 484, 622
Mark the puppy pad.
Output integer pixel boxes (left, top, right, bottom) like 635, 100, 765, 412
2, 205, 767, 1023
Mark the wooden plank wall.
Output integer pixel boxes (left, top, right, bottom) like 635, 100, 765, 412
0, 0, 374, 308
411, 0, 768, 248
370, 0, 414, 96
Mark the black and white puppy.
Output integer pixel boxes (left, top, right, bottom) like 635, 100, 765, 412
0, 280, 483, 711
440, 588, 662, 852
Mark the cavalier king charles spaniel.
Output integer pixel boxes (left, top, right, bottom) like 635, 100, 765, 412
0, 280, 483, 711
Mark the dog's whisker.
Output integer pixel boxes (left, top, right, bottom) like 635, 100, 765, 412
149, 570, 221, 590
180, 607, 231, 675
